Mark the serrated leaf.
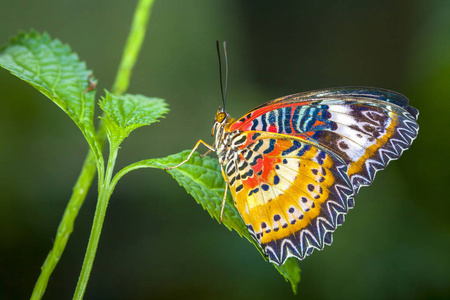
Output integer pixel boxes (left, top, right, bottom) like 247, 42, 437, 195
0, 30, 96, 135
149, 151, 248, 234
98, 91, 169, 146
132, 150, 300, 293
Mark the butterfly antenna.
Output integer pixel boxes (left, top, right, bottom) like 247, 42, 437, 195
223, 41, 228, 109
216, 40, 226, 111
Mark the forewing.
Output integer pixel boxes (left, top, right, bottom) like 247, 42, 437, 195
230, 87, 419, 194
225, 131, 354, 265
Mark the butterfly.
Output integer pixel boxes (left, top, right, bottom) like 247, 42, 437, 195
167, 44, 419, 266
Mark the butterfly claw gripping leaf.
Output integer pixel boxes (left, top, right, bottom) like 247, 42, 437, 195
175, 87, 419, 265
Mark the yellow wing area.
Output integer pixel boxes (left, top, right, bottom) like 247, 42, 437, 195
226, 131, 353, 263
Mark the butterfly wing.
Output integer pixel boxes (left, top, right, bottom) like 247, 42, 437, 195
226, 87, 419, 264
225, 131, 354, 264
230, 87, 419, 195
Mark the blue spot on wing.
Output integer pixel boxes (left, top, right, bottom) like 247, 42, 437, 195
268, 111, 277, 126
251, 118, 259, 130
283, 107, 292, 134
261, 115, 267, 131
297, 144, 312, 157
317, 151, 326, 164
298, 106, 335, 132
273, 175, 280, 185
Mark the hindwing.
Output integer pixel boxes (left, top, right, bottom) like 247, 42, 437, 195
225, 131, 354, 264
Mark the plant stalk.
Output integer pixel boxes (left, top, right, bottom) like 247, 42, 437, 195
72, 144, 119, 299
112, 0, 156, 95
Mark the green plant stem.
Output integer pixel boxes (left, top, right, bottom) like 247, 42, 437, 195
73, 144, 119, 300
30, 150, 98, 300
113, 0, 156, 95
73, 0, 156, 297
111, 161, 150, 189
30, 0, 156, 299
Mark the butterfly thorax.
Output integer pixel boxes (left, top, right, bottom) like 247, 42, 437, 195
212, 110, 243, 165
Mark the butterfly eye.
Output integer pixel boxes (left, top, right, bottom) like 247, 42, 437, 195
216, 111, 227, 123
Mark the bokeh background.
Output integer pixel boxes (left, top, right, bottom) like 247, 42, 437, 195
0, 0, 449, 299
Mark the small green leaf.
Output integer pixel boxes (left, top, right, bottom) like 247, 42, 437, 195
122, 150, 300, 293
98, 91, 169, 146
0, 30, 96, 134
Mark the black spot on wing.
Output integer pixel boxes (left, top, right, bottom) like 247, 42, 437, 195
248, 187, 259, 196
238, 161, 248, 171
253, 140, 264, 152
263, 139, 276, 154
241, 169, 254, 179
252, 132, 261, 140
250, 154, 263, 166
234, 135, 247, 145
244, 150, 253, 161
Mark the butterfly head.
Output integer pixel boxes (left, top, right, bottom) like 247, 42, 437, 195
211, 107, 228, 136
212, 106, 235, 133
215, 107, 227, 122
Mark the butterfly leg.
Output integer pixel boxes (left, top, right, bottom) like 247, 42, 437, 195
165, 139, 215, 170
200, 149, 212, 158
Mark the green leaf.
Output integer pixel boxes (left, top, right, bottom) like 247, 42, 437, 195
0, 30, 99, 154
149, 151, 248, 234
0, 30, 96, 127
98, 91, 169, 146
118, 150, 300, 293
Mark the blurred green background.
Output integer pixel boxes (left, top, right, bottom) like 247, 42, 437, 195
0, 0, 449, 299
